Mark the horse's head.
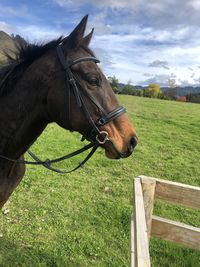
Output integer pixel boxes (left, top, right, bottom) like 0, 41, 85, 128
46, 16, 137, 159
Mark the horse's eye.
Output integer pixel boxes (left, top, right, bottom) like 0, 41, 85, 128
88, 76, 101, 86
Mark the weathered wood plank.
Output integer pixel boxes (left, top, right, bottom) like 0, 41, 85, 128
139, 175, 200, 210
134, 178, 151, 267
140, 177, 156, 238
130, 214, 135, 267
151, 215, 200, 250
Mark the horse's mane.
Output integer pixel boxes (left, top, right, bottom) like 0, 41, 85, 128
0, 36, 63, 98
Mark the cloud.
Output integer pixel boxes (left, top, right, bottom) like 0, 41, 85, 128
140, 68, 200, 87
16, 25, 62, 41
0, 21, 16, 34
141, 74, 171, 86
92, 47, 115, 69
54, 0, 139, 9
0, 22, 62, 42
188, 0, 200, 11
144, 73, 153, 77
177, 79, 191, 87
91, 29, 200, 84
2, 1, 200, 86
149, 60, 170, 70
0, 3, 28, 17
88, 10, 112, 35
54, 0, 200, 30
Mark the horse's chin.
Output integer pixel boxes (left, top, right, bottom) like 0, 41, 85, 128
104, 141, 133, 159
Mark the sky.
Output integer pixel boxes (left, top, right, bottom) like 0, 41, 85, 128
1, 0, 200, 86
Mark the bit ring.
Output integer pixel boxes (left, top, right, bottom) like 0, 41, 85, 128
96, 131, 109, 144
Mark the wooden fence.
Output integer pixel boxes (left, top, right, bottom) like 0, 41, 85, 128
131, 175, 200, 267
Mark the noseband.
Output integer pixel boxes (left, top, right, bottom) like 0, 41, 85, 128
0, 43, 126, 173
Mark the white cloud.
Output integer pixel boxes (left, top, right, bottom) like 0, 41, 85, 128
54, 0, 200, 29
91, 29, 200, 86
2, 1, 200, 86
88, 11, 112, 35
0, 21, 16, 34
0, 4, 28, 17
141, 74, 171, 86
0, 22, 62, 42
188, 0, 200, 11
149, 60, 170, 70
89, 0, 139, 9
18, 25, 62, 42
54, 0, 139, 9
140, 67, 200, 87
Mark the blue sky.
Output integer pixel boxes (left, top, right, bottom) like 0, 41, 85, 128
1, 0, 200, 86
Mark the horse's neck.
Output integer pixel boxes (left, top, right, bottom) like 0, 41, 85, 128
0, 87, 48, 160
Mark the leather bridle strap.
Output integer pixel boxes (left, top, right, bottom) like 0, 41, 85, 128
0, 142, 98, 174
57, 44, 103, 135
56, 44, 100, 70
97, 106, 126, 126
27, 144, 98, 174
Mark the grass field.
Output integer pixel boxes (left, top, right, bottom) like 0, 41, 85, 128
0, 95, 200, 266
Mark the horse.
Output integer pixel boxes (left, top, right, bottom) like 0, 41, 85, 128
0, 15, 137, 209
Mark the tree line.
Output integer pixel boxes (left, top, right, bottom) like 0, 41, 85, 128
108, 76, 200, 103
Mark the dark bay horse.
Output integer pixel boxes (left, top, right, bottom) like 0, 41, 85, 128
0, 15, 137, 209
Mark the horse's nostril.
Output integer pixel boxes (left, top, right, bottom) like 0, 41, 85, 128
129, 136, 138, 151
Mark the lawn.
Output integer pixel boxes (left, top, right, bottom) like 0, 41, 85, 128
0, 95, 200, 266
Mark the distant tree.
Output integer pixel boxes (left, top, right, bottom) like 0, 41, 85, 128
143, 88, 150, 97
136, 89, 143, 97
108, 75, 119, 93
159, 91, 170, 100
186, 93, 200, 103
122, 81, 134, 95
148, 83, 161, 98
165, 78, 178, 99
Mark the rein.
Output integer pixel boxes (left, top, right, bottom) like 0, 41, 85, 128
0, 43, 126, 173
0, 143, 98, 174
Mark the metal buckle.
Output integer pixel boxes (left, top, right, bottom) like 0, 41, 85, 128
96, 131, 109, 144
98, 118, 106, 126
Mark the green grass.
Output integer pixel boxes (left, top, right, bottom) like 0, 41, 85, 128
1, 95, 200, 266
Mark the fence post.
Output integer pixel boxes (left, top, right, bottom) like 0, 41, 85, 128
140, 176, 156, 239
133, 178, 151, 267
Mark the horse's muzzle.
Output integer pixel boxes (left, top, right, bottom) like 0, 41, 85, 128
104, 135, 138, 159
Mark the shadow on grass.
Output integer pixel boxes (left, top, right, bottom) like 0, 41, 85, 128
0, 238, 68, 267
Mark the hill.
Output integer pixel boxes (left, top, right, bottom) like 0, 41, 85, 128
0, 31, 17, 63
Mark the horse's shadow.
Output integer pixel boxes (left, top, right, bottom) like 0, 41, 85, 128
0, 238, 64, 267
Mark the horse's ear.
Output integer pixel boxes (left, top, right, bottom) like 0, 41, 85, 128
81, 28, 94, 47
63, 15, 88, 48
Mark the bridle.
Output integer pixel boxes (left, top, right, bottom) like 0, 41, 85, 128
0, 42, 126, 173
56, 44, 126, 143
